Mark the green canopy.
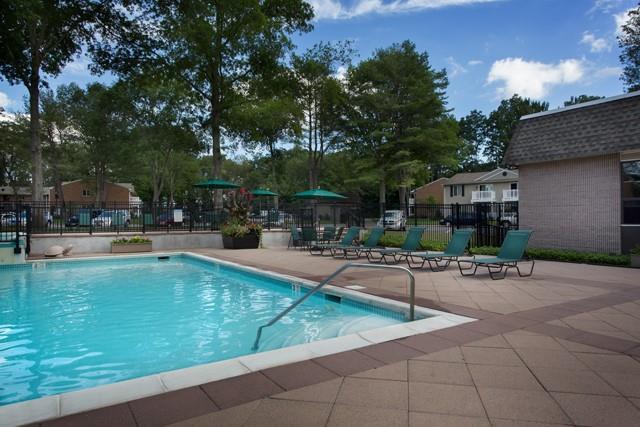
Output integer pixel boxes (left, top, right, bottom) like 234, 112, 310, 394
251, 188, 279, 197
293, 188, 347, 200
194, 179, 240, 189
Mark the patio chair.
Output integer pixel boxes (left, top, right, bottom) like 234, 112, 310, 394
287, 226, 303, 249
457, 230, 535, 280
332, 226, 385, 259
319, 226, 336, 244
332, 226, 345, 242
309, 226, 360, 256
406, 229, 474, 271
363, 227, 425, 264
301, 227, 318, 250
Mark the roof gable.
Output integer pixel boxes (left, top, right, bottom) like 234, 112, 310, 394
445, 168, 519, 185
505, 91, 640, 166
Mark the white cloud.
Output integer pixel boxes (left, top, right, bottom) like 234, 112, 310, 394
588, 0, 625, 14
615, 8, 634, 35
594, 65, 622, 78
0, 91, 13, 109
467, 59, 483, 66
309, 0, 500, 20
63, 57, 91, 75
446, 56, 467, 77
580, 32, 610, 52
487, 57, 585, 99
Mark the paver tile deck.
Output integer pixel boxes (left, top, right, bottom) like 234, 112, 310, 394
29, 248, 640, 427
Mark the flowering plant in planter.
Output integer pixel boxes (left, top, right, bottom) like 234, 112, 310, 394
111, 236, 152, 245
111, 235, 152, 253
221, 188, 262, 248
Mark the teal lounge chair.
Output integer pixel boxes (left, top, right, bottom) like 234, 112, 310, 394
332, 227, 385, 259
319, 226, 336, 244
309, 226, 360, 256
363, 227, 425, 264
458, 230, 535, 280
288, 226, 303, 249
301, 227, 318, 250
407, 229, 474, 271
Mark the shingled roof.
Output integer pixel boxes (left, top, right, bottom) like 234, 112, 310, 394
504, 91, 640, 166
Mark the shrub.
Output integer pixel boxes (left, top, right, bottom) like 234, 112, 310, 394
631, 245, 640, 256
470, 246, 630, 266
221, 217, 262, 238
366, 232, 447, 251
112, 236, 151, 245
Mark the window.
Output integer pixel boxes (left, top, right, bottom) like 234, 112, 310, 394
622, 160, 640, 224
479, 184, 493, 192
82, 189, 92, 197
449, 185, 464, 197
510, 182, 518, 190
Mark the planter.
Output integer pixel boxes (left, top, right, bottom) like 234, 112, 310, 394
222, 234, 260, 249
631, 255, 640, 268
111, 243, 152, 253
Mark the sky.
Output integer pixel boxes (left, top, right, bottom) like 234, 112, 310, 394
0, 0, 637, 119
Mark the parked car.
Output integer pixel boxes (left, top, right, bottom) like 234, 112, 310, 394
439, 213, 477, 226
377, 210, 407, 231
65, 209, 101, 227
1, 213, 17, 226
1, 211, 51, 226
499, 212, 518, 227
93, 210, 131, 227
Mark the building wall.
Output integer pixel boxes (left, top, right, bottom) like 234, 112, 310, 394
519, 154, 621, 253
49, 181, 131, 205
442, 181, 517, 204
414, 179, 447, 204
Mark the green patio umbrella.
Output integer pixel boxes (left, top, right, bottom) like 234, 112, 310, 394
293, 188, 347, 200
194, 179, 240, 189
250, 188, 279, 197
293, 188, 347, 229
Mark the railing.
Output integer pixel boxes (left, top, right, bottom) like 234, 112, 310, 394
251, 263, 416, 350
502, 189, 519, 202
471, 191, 496, 203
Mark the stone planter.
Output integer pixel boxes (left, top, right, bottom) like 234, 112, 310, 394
222, 234, 260, 249
631, 255, 640, 268
111, 243, 152, 253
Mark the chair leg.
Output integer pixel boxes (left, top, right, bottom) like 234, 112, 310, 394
406, 255, 425, 270
488, 264, 508, 280
428, 257, 448, 272
366, 251, 383, 264
458, 260, 477, 276
515, 259, 535, 277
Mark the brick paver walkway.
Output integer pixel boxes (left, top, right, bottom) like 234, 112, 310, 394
29, 248, 640, 426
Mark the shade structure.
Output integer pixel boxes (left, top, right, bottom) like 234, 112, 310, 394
194, 179, 240, 189
250, 188, 279, 197
293, 188, 347, 200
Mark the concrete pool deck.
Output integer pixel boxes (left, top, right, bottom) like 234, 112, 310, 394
20, 248, 640, 426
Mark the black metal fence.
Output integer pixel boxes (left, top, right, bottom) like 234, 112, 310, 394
0, 200, 518, 252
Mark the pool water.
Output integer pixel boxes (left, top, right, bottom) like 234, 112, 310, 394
0, 255, 406, 404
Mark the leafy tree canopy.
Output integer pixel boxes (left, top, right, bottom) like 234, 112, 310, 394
618, 3, 640, 92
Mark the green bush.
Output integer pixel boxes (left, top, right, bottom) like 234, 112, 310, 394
112, 236, 152, 245
365, 232, 447, 251
631, 245, 640, 256
470, 246, 630, 266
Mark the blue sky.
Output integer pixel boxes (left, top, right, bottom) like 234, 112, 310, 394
0, 0, 637, 118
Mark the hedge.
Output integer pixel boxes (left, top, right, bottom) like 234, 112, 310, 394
366, 232, 630, 266
470, 246, 630, 266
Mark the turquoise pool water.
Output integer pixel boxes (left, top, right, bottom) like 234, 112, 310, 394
0, 254, 405, 405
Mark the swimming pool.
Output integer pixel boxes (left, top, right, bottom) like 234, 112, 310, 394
1, 253, 416, 405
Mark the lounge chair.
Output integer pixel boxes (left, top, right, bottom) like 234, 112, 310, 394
309, 226, 360, 256
301, 227, 318, 250
363, 227, 425, 264
288, 226, 303, 249
332, 226, 345, 242
406, 229, 474, 271
318, 226, 336, 244
457, 230, 535, 280
332, 227, 385, 259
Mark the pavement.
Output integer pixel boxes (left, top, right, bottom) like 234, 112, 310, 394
28, 247, 640, 427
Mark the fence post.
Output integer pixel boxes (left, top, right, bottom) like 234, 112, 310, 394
89, 204, 93, 235
25, 205, 31, 254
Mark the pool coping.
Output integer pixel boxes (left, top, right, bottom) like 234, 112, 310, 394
0, 251, 475, 426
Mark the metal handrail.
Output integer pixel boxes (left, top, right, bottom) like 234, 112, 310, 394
251, 262, 415, 350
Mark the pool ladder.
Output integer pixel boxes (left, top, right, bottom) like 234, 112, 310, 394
251, 263, 416, 350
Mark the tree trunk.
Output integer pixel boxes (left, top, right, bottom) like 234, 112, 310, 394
378, 178, 386, 217
28, 80, 43, 204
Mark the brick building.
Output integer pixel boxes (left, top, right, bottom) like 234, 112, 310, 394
504, 91, 640, 254
47, 180, 140, 205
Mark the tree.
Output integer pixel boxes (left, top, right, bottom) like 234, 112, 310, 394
484, 95, 548, 165
619, 3, 640, 92
291, 42, 352, 188
0, 114, 31, 194
563, 95, 604, 106
457, 110, 488, 171
347, 40, 459, 212
93, 0, 313, 189
0, 0, 123, 203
